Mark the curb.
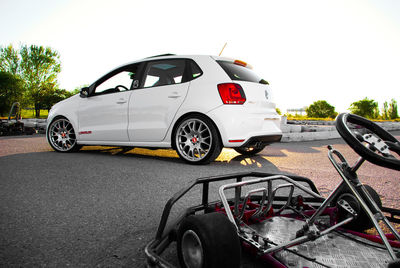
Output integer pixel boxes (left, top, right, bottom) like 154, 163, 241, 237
281, 130, 341, 142
280, 120, 400, 143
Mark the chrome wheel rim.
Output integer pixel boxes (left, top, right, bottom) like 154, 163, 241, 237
48, 119, 77, 151
176, 118, 212, 162
181, 230, 204, 268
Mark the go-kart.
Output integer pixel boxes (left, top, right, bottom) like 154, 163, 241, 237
145, 113, 400, 268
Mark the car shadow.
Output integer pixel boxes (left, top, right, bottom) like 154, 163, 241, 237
78, 146, 288, 172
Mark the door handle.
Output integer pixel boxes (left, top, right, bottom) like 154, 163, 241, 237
116, 99, 127, 104
168, 92, 181, 99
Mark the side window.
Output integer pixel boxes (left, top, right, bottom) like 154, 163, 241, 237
143, 60, 186, 88
189, 60, 202, 79
94, 64, 139, 95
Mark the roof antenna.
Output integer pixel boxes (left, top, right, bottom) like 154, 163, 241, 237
219, 42, 227, 56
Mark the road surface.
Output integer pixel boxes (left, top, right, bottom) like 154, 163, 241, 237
0, 133, 399, 267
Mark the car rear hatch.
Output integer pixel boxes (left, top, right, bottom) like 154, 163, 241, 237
213, 57, 278, 117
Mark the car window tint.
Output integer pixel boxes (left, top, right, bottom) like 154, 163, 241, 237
94, 64, 139, 95
95, 71, 133, 94
216, 60, 266, 84
143, 60, 186, 88
189, 60, 202, 79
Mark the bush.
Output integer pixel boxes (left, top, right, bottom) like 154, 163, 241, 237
306, 100, 337, 119
349, 97, 379, 119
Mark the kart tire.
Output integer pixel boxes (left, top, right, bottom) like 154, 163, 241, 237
177, 212, 241, 268
234, 145, 267, 156
336, 184, 382, 231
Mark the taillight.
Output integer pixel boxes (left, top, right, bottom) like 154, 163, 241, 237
217, 83, 246, 105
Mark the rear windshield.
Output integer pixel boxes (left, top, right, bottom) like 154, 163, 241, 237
216, 60, 268, 84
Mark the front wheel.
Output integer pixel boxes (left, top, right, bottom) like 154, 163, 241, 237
336, 184, 382, 231
234, 145, 267, 156
174, 115, 222, 164
177, 213, 241, 268
47, 117, 81, 153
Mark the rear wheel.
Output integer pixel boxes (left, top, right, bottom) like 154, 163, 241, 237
234, 145, 267, 156
174, 115, 221, 164
47, 117, 81, 153
177, 212, 241, 268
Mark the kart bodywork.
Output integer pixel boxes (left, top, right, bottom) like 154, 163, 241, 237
145, 114, 400, 268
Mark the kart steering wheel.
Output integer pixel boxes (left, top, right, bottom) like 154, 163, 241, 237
336, 113, 400, 171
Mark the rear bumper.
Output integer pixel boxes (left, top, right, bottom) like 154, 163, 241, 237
241, 134, 282, 147
206, 105, 282, 147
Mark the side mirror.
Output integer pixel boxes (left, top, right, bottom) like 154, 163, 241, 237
80, 87, 89, 98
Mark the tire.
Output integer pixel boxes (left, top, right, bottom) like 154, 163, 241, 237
177, 212, 241, 268
47, 117, 81, 153
336, 184, 382, 231
234, 145, 267, 156
174, 115, 222, 164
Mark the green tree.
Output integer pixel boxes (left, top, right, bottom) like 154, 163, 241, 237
382, 101, 389, 120
0, 44, 61, 117
20, 45, 61, 117
306, 100, 337, 118
0, 72, 24, 116
41, 87, 74, 111
388, 99, 398, 119
349, 97, 379, 119
0, 45, 19, 75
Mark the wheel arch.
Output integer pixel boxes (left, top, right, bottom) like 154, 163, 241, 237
46, 115, 79, 143
171, 112, 223, 150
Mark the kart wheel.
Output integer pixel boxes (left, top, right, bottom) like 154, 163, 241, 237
47, 117, 81, 153
174, 115, 222, 165
234, 145, 266, 156
177, 212, 241, 268
336, 184, 382, 231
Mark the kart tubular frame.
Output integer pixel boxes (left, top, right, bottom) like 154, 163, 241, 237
145, 171, 322, 268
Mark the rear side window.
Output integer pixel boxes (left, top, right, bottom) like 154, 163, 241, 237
217, 61, 268, 84
189, 60, 202, 79
143, 60, 186, 88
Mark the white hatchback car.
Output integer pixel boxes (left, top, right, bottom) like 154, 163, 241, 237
47, 54, 282, 164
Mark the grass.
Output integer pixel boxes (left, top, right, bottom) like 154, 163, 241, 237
285, 114, 335, 121
0, 109, 48, 119
286, 114, 400, 122
21, 109, 49, 119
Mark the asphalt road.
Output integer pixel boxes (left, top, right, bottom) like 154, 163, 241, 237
0, 132, 399, 267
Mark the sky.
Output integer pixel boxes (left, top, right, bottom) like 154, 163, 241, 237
1, 0, 399, 113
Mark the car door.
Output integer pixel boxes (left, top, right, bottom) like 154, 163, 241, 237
128, 59, 189, 142
78, 64, 139, 142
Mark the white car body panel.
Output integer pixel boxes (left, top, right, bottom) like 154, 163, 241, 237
78, 91, 131, 142
128, 82, 189, 142
47, 95, 80, 135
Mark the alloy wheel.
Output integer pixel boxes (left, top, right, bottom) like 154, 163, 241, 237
48, 118, 77, 152
176, 118, 212, 162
